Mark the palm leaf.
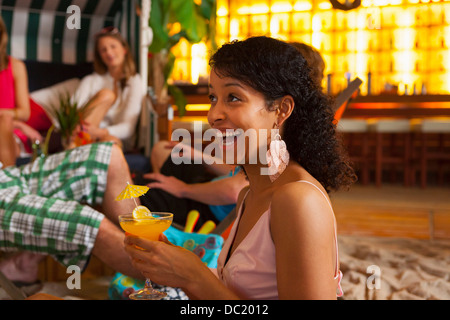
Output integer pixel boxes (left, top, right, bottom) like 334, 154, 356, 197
49, 92, 91, 140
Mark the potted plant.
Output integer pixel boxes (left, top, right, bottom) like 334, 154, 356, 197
50, 93, 92, 149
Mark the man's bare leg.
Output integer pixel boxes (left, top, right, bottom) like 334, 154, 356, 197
101, 144, 139, 224
0, 219, 144, 282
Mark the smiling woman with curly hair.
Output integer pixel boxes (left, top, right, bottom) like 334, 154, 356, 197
209, 37, 356, 193
124, 36, 357, 300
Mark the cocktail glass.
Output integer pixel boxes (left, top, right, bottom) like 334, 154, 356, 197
119, 212, 173, 300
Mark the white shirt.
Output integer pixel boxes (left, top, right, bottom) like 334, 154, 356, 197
72, 72, 144, 151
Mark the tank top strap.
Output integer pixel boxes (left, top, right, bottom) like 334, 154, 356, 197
295, 180, 341, 280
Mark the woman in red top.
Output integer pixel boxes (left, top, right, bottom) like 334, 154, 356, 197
0, 16, 52, 167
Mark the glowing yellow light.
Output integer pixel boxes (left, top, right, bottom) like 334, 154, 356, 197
312, 14, 321, 32
396, 11, 413, 28
270, 16, 280, 36
217, 7, 228, 17
271, 2, 292, 13
169, 22, 181, 36
373, 0, 389, 6
179, 39, 189, 58
186, 104, 210, 112
230, 18, 240, 39
318, 1, 332, 9
312, 14, 322, 49
293, 1, 312, 11
200, 0, 450, 96
216, 0, 229, 15
237, 6, 249, 15
191, 43, 208, 85
356, 12, 367, 80
446, 27, 450, 93
253, 4, 270, 14
356, 11, 367, 30
238, 4, 269, 15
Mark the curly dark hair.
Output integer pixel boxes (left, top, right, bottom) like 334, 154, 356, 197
209, 36, 356, 192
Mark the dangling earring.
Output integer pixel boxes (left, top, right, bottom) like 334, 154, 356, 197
266, 132, 290, 182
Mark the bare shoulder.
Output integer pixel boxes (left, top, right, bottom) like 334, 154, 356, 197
272, 180, 330, 211
10, 57, 27, 76
270, 181, 335, 235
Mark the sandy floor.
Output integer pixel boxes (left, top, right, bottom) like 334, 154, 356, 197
2, 235, 449, 300
338, 235, 450, 300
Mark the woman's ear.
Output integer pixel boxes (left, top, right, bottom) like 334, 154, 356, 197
277, 95, 294, 127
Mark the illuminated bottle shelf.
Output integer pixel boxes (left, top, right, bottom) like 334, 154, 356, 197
170, 0, 450, 96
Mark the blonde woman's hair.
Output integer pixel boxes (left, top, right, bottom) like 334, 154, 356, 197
0, 16, 9, 71
94, 27, 136, 89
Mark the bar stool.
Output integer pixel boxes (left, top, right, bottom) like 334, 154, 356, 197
336, 119, 371, 185
412, 119, 450, 188
369, 119, 412, 187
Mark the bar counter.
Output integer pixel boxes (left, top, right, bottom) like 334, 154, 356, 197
344, 95, 450, 119
171, 90, 450, 120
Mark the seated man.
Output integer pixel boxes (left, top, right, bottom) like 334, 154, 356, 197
0, 142, 143, 284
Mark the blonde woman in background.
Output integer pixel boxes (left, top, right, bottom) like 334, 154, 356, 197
72, 26, 144, 151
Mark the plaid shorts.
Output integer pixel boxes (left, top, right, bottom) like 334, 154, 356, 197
0, 142, 113, 270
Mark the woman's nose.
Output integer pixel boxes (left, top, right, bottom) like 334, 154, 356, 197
207, 102, 226, 127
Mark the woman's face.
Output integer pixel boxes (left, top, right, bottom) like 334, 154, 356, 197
207, 69, 278, 165
97, 36, 127, 70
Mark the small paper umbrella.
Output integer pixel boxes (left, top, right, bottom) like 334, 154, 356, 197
115, 182, 149, 208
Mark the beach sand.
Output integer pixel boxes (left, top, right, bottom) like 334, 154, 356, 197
1, 235, 449, 300
338, 235, 450, 300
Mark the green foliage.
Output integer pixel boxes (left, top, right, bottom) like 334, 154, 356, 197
51, 93, 92, 141
168, 84, 187, 116
149, 0, 217, 116
149, 0, 217, 53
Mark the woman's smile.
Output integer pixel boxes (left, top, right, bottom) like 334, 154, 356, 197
216, 128, 243, 147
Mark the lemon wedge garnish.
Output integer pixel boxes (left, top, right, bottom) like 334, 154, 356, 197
132, 206, 152, 219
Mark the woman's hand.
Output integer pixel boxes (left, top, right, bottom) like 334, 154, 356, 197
124, 234, 207, 291
142, 173, 188, 198
82, 123, 108, 141
13, 121, 44, 143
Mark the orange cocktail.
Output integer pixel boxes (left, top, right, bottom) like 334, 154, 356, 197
120, 214, 172, 241
119, 211, 173, 300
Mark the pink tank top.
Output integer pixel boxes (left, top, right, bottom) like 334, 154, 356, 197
0, 56, 15, 109
216, 180, 343, 299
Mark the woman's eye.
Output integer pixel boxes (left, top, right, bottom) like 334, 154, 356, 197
228, 94, 240, 102
208, 94, 217, 103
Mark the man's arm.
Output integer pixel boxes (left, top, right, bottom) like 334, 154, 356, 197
143, 172, 248, 206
